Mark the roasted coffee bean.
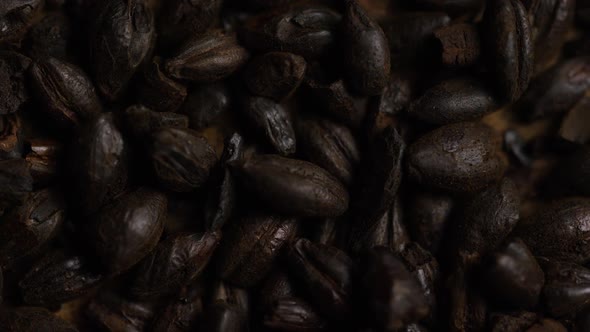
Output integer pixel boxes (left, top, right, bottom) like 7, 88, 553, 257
71, 113, 127, 214
404, 0, 483, 14
360, 247, 429, 331
86, 292, 155, 332
286, 238, 353, 321
488, 312, 539, 332
201, 281, 249, 331
0, 306, 78, 332
526, 319, 568, 332
407, 78, 497, 125
124, 105, 189, 139
136, 58, 188, 113
257, 271, 297, 312
349, 126, 404, 251
342, 0, 391, 96
303, 77, 366, 128
483, 0, 534, 102
150, 127, 217, 192
239, 4, 341, 59
151, 284, 204, 332
517, 57, 590, 121
0, 189, 65, 269
0, 51, 31, 115
526, 0, 575, 73
240, 95, 296, 156
19, 251, 102, 306
158, 0, 223, 50
433, 24, 481, 68
90, 0, 155, 100
406, 121, 507, 192
0, 158, 33, 213
0, 0, 44, 43
538, 258, 590, 317
29, 57, 102, 130
0, 115, 22, 160
230, 155, 349, 217
398, 242, 440, 320
130, 232, 221, 299
482, 238, 544, 309
216, 215, 297, 287
25, 139, 61, 186
296, 115, 360, 186
205, 133, 243, 231
165, 30, 249, 82
559, 95, 590, 144
407, 191, 453, 254
25, 12, 73, 61
349, 197, 409, 253
518, 198, 590, 263
181, 83, 232, 130
381, 12, 450, 69
88, 187, 166, 274
455, 178, 520, 264
243, 52, 306, 101
263, 297, 327, 331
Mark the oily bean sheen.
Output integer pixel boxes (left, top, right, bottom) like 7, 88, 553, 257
406, 121, 507, 192
263, 297, 327, 331
517, 198, 590, 264
230, 155, 349, 217
407, 78, 497, 125
342, 0, 391, 96
150, 128, 217, 192
216, 215, 297, 287
29, 57, 102, 130
90, 0, 155, 100
484, 0, 534, 101
538, 258, 590, 317
243, 52, 306, 101
130, 232, 221, 299
165, 30, 249, 82
88, 188, 167, 274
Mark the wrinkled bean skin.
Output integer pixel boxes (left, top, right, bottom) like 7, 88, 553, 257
240, 95, 296, 156
483, 0, 534, 102
360, 247, 429, 332
243, 52, 306, 101
216, 215, 298, 287
230, 155, 349, 217
263, 297, 327, 332
19, 251, 102, 307
124, 105, 189, 140
0, 306, 78, 332
0, 189, 65, 269
88, 188, 167, 274
130, 232, 221, 299
488, 312, 539, 332
342, 0, 391, 96
407, 78, 497, 125
136, 58, 187, 113
150, 128, 217, 192
296, 115, 360, 186
158, 0, 223, 49
71, 113, 127, 215
517, 198, 590, 264
482, 238, 545, 309
406, 121, 507, 193
165, 30, 249, 83
90, 0, 156, 100
29, 57, 102, 130
286, 238, 354, 321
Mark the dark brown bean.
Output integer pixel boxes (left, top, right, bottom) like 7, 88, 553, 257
136, 58, 187, 113
538, 258, 590, 317
0, 0, 44, 43
123, 105, 189, 139
230, 155, 349, 217
433, 24, 481, 68
158, 0, 223, 49
0, 51, 31, 115
86, 292, 154, 332
0, 307, 78, 332
243, 52, 306, 101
